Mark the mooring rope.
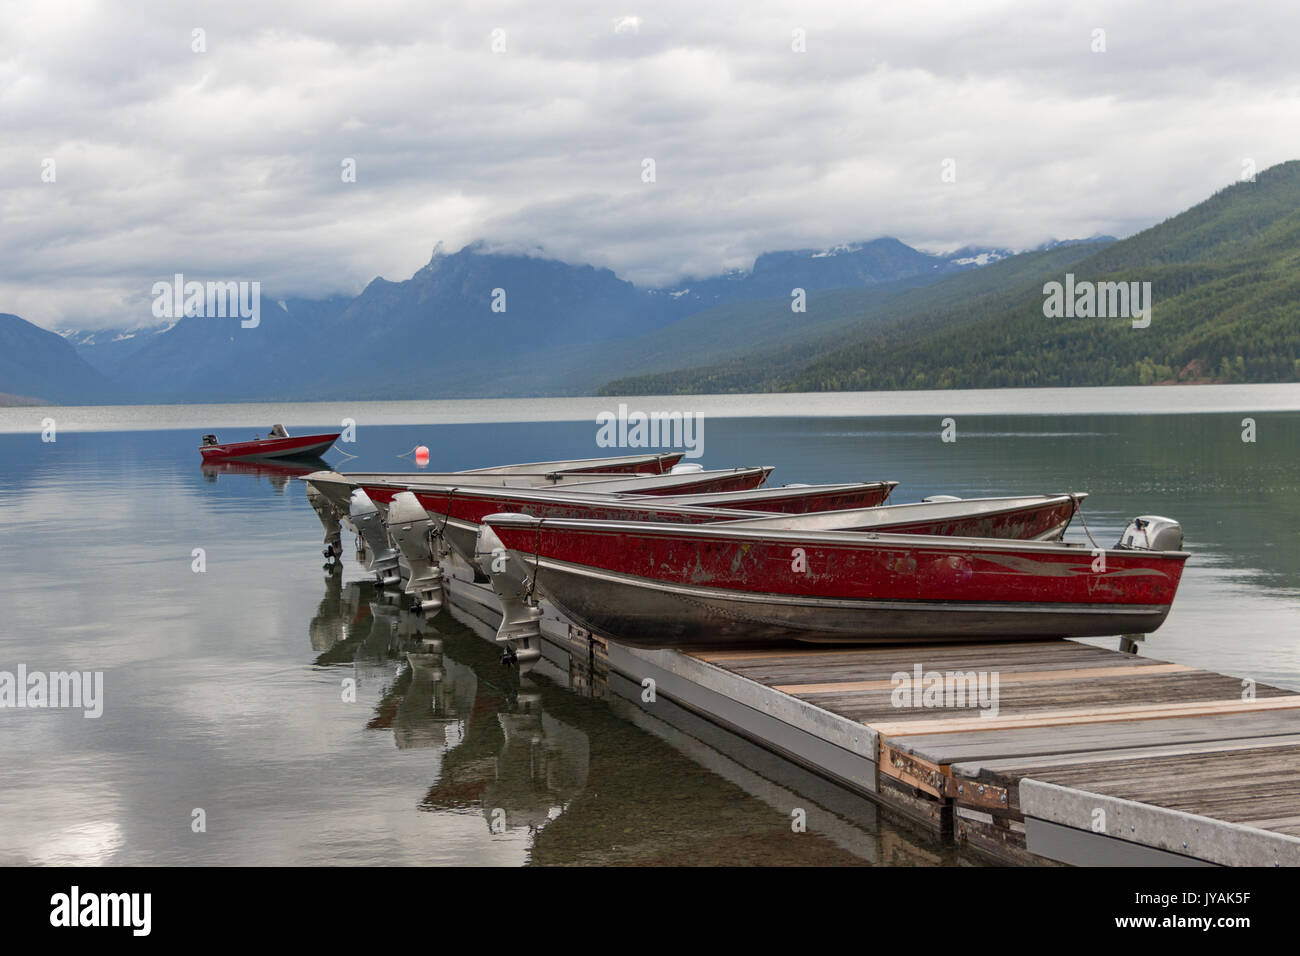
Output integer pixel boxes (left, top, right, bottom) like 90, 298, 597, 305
435, 489, 454, 537
1073, 494, 1101, 551
526, 519, 544, 600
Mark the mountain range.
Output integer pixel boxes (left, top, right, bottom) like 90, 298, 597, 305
3, 161, 1296, 405
2, 238, 996, 404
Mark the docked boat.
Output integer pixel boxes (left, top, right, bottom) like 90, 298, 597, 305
317, 452, 689, 488
376, 486, 771, 568
200, 425, 339, 462
375, 484, 1080, 571
303, 466, 773, 516
722, 493, 1082, 540
457, 452, 685, 475
480, 512, 1189, 646
302, 465, 771, 567
647, 481, 897, 513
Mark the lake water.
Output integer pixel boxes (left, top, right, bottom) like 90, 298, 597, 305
1, 388, 1297, 865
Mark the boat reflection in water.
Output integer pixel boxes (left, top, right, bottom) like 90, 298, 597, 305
418, 618, 591, 836
388, 638, 478, 751
303, 573, 960, 865
202, 456, 330, 493
307, 574, 589, 836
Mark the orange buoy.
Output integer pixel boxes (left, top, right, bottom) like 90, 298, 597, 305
414, 445, 430, 467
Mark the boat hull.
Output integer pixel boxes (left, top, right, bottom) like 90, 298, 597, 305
650, 481, 896, 514
459, 452, 684, 475
305, 466, 772, 514
485, 517, 1188, 647
398, 488, 761, 565
515, 559, 1177, 645
316, 453, 689, 486
726, 494, 1082, 541
570, 467, 772, 496
201, 433, 340, 462
368, 482, 887, 565
388, 488, 1079, 568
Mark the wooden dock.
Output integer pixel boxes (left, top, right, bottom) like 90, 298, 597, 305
438, 553, 1300, 866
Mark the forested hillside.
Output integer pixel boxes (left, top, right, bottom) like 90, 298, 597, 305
601, 162, 1300, 395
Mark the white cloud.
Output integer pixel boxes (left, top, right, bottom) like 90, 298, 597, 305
1, 0, 1298, 329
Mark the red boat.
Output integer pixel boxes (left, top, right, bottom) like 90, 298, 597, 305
457, 452, 684, 475
334, 453, 688, 486
724, 493, 1081, 539
302, 465, 771, 564
482, 512, 1189, 646
648, 481, 896, 514
376, 483, 770, 565
200, 425, 340, 462
374, 481, 1076, 574
305, 466, 774, 517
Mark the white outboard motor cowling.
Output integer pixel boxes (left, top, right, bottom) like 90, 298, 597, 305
1118, 515, 1184, 552
386, 491, 444, 612
348, 489, 401, 587
475, 519, 542, 671
305, 485, 343, 559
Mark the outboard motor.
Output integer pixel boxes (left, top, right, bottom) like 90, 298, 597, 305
386, 491, 445, 614
348, 489, 401, 588
305, 485, 343, 561
1117, 515, 1184, 551
475, 518, 542, 672
202, 433, 219, 446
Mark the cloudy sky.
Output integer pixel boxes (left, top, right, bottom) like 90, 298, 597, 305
2, 0, 1297, 330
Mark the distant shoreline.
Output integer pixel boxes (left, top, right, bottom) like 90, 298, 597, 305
0, 376, 1262, 409
2, 382, 1298, 435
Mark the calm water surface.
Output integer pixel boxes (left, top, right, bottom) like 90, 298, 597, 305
1, 392, 1297, 865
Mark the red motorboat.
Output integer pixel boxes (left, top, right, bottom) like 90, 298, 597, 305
200, 425, 340, 462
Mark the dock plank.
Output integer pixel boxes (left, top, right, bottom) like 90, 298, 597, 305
692, 640, 1140, 685
951, 732, 1300, 776
1023, 745, 1300, 825
869, 694, 1300, 736
888, 710, 1300, 764
801, 674, 1290, 726
772, 662, 1196, 695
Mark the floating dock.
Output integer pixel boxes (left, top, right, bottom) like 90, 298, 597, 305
437, 551, 1300, 866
